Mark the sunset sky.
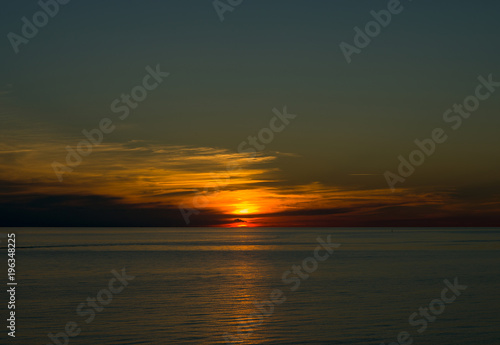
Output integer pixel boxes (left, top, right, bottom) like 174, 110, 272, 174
1, 0, 500, 227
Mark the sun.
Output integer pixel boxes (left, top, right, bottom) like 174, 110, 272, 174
233, 202, 258, 215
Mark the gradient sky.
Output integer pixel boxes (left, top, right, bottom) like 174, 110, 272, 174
1, 0, 500, 227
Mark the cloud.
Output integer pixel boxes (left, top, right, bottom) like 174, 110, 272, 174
1, 110, 500, 227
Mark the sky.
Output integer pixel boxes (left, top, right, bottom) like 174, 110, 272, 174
1, 0, 500, 227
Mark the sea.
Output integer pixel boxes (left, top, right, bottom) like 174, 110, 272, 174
3, 228, 500, 344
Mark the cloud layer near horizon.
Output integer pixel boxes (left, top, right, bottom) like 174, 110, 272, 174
1, 113, 499, 227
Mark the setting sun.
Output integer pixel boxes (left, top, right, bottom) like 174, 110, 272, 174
234, 202, 259, 215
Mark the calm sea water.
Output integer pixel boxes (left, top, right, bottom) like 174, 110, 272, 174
4, 228, 500, 344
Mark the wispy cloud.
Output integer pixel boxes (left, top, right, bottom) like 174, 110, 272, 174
1, 107, 500, 227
